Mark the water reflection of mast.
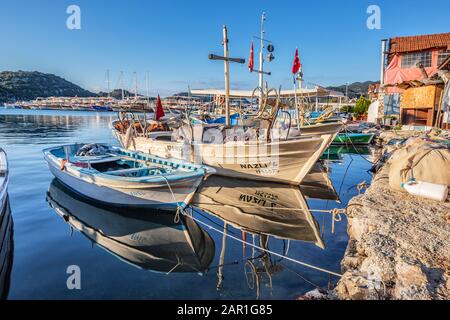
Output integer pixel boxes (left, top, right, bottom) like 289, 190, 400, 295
216, 223, 228, 290
192, 173, 336, 297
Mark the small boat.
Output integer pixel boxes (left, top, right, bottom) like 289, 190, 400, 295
46, 180, 215, 273
332, 133, 375, 145
0, 149, 8, 214
92, 105, 113, 112
43, 143, 214, 210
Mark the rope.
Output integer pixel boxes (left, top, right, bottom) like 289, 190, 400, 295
341, 124, 375, 165
357, 180, 369, 194
179, 207, 342, 278
158, 162, 344, 279
330, 208, 343, 234
189, 202, 347, 214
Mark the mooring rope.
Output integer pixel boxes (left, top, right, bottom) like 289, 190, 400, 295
159, 163, 344, 278
180, 207, 342, 278
189, 202, 347, 215
341, 123, 375, 165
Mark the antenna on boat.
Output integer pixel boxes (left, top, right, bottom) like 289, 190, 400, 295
208, 25, 245, 125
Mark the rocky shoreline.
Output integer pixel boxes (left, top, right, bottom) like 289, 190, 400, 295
334, 162, 450, 299
333, 130, 450, 300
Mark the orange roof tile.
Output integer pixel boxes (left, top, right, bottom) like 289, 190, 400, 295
389, 32, 450, 55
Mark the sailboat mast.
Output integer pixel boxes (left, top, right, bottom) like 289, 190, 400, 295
119, 71, 124, 100
133, 72, 138, 99
145, 71, 150, 102
223, 25, 230, 126
258, 12, 266, 108
106, 69, 110, 98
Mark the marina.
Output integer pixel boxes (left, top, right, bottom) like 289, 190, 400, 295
0, 0, 449, 304
0, 109, 370, 299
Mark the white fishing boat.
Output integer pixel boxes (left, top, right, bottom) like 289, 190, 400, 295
110, 22, 342, 185
112, 122, 328, 185
46, 180, 215, 273
43, 143, 214, 210
111, 117, 342, 185
0, 149, 8, 214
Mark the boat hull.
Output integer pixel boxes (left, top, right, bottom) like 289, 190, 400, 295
332, 133, 375, 145
44, 152, 204, 210
111, 121, 342, 185
113, 132, 325, 185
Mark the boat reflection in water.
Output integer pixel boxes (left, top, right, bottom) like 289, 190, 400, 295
46, 179, 215, 274
192, 176, 325, 247
322, 145, 373, 162
0, 197, 13, 300
190, 168, 336, 298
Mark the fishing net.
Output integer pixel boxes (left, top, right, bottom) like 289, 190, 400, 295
388, 138, 450, 191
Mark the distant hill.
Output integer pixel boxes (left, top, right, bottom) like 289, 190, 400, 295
326, 81, 379, 99
0, 71, 95, 103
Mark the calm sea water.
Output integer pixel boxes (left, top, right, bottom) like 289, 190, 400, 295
0, 109, 373, 300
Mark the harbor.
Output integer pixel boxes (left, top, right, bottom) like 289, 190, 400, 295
0, 109, 370, 299
0, 1, 450, 304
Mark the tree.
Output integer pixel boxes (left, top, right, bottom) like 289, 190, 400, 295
353, 96, 371, 116
340, 105, 354, 113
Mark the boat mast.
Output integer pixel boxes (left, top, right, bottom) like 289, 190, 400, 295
133, 72, 138, 99
145, 71, 150, 102
106, 69, 110, 98
119, 71, 124, 101
208, 26, 245, 125
258, 12, 266, 108
223, 26, 231, 126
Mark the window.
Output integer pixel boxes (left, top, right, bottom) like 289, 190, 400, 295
401, 51, 432, 68
438, 50, 450, 66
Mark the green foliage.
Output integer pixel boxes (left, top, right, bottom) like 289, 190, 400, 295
340, 105, 354, 113
353, 96, 371, 116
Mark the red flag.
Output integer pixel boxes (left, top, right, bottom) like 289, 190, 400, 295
155, 95, 165, 121
248, 42, 254, 72
292, 48, 301, 74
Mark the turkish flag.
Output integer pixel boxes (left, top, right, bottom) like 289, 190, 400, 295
248, 42, 254, 72
155, 95, 165, 121
292, 48, 301, 74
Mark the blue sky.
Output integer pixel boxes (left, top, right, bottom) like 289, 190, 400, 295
1, 0, 449, 96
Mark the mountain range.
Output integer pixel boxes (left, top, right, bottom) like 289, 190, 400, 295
0, 71, 94, 103
0, 70, 377, 103
326, 81, 379, 99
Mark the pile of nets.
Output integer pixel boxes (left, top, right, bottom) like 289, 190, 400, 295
388, 137, 450, 191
